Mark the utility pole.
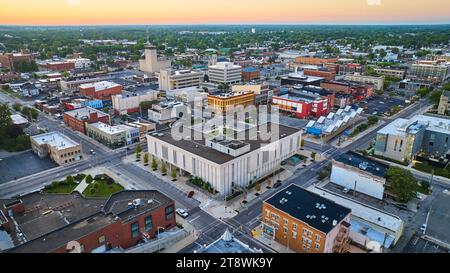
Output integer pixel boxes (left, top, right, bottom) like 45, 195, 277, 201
353, 180, 357, 197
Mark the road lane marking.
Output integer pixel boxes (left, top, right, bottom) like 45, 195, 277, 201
189, 215, 201, 223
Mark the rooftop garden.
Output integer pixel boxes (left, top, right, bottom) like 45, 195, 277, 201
82, 174, 124, 198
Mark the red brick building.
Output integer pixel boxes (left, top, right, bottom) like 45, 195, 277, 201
320, 81, 374, 102
0, 51, 33, 71
40, 61, 75, 71
295, 56, 338, 65
79, 81, 123, 100
242, 67, 260, 81
304, 69, 336, 81
2, 190, 177, 253
63, 107, 110, 134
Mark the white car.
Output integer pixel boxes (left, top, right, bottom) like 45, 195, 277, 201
176, 208, 189, 218
420, 224, 427, 233
342, 187, 350, 194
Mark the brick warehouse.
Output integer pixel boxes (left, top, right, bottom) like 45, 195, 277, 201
79, 81, 123, 100
1, 190, 177, 253
262, 184, 352, 253
63, 107, 110, 134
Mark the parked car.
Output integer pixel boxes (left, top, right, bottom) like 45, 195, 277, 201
420, 224, 427, 233
281, 161, 287, 166
187, 191, 195, 198
273, 181, 282, 188
342, 187, 350, 194
176, 208, 189, 218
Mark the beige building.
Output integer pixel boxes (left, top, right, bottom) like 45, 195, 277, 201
373, 68, 406, 79
31, 132, 82, 165
158, 69, 205, 91
139, 43, 171, 75
438, 91, 450, 115
112, 90, 158, 115
231, 83, 272, 105
85, 122, 140, 149
410, 62, 448, 82
344, 73, 384, 91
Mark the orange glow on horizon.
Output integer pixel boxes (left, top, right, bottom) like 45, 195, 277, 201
0, 0, 449, 25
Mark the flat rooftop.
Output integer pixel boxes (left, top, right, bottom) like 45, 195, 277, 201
308, 187, 403, 233
64, 107, 109, 120
425, 190, 450, 246
334, 151, 388, 178
5, 190, 173, 253
378, 115, 450, 136
31, 131, 79, 150
147, 123, 299, 164
265, 184, 351, 234
79, 80, 121, 92
10, 114, 28, 125
88, 122, 133, 134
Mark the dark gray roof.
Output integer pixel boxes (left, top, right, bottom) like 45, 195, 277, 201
334, 151, 389, 178
265, 184, 351, 234
148, 123, 300, 164
5, 190, 173, 253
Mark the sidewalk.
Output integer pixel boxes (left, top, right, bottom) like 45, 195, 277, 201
161, 217, 198, 253
252, 224, 295, 253
330, 120, 386, 149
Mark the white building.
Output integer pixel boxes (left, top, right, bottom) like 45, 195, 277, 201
112, 90, 158, 115
330, 151, 389, 200
308, 186, 404, 251
139, 43, 171, 75
147, 101, 186, 124
208, 62, 242, 84
158, 69, 205, 91
146, 123, 302, 197
68, 58, 91, 70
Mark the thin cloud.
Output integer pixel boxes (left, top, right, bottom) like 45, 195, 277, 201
67, 0, 81, 6
367, 0, 381, 5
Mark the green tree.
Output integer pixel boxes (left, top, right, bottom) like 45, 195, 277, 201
151, 156, 158, 170
367, 115, 379, 125
255, 182, 261, 192
386, 166, 418, 203
66, 175, 75, 184
161, 161, 167, 174
85, 174, 93, 184
429, 90, 443, 105
171, 168, 177, 180
311, 152, 316, 161
300, 138, 305, 150
12, 103, 22, 112
143, 153, 149, 165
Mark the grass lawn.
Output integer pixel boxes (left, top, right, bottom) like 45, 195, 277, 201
43, 181, 78, 194
413, 161, 450, 179
83, 180, 124, 198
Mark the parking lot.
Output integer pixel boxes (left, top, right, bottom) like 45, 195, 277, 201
0, 151, 57, 183
423, 190, 450, 246
358, 96, 407, 116
403, 235, 449, 253
278, 114, 309, 129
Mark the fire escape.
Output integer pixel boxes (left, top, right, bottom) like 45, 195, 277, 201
333, 221, 351, 253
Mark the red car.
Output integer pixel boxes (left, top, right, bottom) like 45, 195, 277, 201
187, 191, 195, 198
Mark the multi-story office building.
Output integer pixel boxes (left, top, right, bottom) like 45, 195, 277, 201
79, 81, 123, 100
410, 61, 448, 82
242, 67, 260, 81
158, 69, 205, 91
31, 131, 83, 165
148, 101, 186, 124
207, 91, 255, 113
343, 74, 384, 91
146, 123, 302, 197
374, 115, 450, 162
0, 51, 33, 71
86, 122, 140, 149
438, 91, 450, 115
63, 107, 110, 134
320, 80, 374, 102
231, 83, 272, 105
2, 190, 176, 253
139, 43, 171, 75
112, 90, 158, 115
295, 56, 338, 65
280, 72, 325, 87
331, 151, 389, 200
262, 184, 351, 253
374, 67, 406, 79
208, 62, 242, 84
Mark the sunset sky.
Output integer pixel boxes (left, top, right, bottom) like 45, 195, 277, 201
1, 0, 449, 25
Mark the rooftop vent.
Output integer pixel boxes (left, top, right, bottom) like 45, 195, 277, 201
132, 199, 141, 208
332, 220, 338, 226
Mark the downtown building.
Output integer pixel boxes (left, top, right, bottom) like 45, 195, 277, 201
146, 122, 302, 197
30, 131, 83, 165
63, 107, 110, 134
139, 43, 171, 75
208, 62, 242, 84
262, 184, 351, 253
79, 81, 123, 100
112, 90, 158, 115
1, 190, 176, 253
158, 69, 205, 91
343, 73, 384, 91
86, 122, 140, 149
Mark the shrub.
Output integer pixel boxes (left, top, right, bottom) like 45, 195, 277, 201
85, 175, 93, 184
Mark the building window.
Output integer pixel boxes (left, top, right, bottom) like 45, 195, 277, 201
165, 206, 174, 221
131, 222, 139, 238
292, 223, 297, 230
283, 218, 288, 226
283, 227, 288, 234
303, 228, 308, 236
315, 234, 321, 242
292, 231, 297, 239
315, 243, 320, 250
98, 235, 105, 244
303, 244, 306, 250
307, 246, 311, 252
145, 215, 153, 232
